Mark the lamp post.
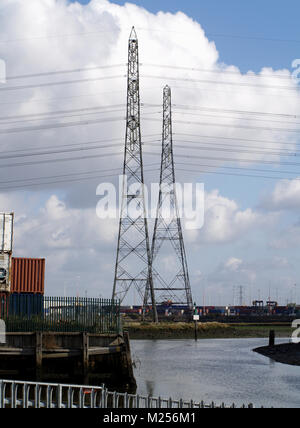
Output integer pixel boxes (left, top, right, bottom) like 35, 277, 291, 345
193, 302, 199, 341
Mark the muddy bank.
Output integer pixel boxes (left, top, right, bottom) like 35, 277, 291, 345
253, 342, 300, 366
125, 322, 292, 340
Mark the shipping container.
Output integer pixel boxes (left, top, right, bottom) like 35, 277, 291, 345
8, 293, 43, 317
0, 212, 14, 253
0, 253, 12, 293
11, 257, 45, 294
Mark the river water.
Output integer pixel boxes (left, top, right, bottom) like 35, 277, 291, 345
131, 338, 300, 408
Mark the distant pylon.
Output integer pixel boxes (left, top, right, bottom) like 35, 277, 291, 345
112, 28, 158, 322
145, 85, 193, 309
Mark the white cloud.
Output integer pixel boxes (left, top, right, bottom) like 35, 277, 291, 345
225, 257, 243, 271
262, 178, 300, 211
185, 189, 274, 244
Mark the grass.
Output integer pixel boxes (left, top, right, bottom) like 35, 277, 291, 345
124, 321, 293, 340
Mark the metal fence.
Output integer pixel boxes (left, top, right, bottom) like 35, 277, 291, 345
0, 295, 121, 334
0, 379, 258, 408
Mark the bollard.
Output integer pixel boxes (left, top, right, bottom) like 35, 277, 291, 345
269, 330, 275, 347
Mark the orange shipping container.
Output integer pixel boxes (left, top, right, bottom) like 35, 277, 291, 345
11, 257, 45, 294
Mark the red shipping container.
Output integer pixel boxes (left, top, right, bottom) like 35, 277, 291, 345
11, 257, 45, 294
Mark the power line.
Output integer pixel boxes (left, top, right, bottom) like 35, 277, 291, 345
0, 29, 119, 44
0, 108, 161, 127
0, 134, 161, 155
6, 64, 126, 81
1, 102, 297, 125
142, 74, 299, 91
0, 162, 159, 186
166, 103, 297, 119
144, 150, 300, 168
168, 116, 300, 133
153, 83, 300, 100
1, 160, 299, 191
0, 142, 121, 160
0, 139, 160, 160
173, 139, 300, 155
175, 119, 300, 134
0, 167, 160, 191
0, 149, 123, 169
0, 115, 125, 134
175, 166, 300, 182
172, 141, 299, 157
0, 74, 125, 92
4, 62, 293, 84
0, 143, 299, 176
175, 161, 300, 177
175, 132, 300, 149
172, 110, 300, 127
0, 136, 295, 165
0, 89, 126, 107
0, 109, 126, 126
3, 27, 300, 45
0, 104, 126, 122
145, 117, 300, 134
1, 105, 297, 129
141, 63, 295, 81
137, 27, 300, 45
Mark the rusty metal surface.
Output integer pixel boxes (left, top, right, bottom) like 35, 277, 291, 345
11, 257, 45, 294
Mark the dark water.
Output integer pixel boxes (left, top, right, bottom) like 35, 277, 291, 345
131, 338, 300, 408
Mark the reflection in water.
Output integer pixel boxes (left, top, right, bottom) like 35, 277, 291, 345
131, 338, 300, 408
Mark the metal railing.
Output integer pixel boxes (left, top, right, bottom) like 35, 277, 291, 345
0, 295, 121, 334
0, 379, 257, 408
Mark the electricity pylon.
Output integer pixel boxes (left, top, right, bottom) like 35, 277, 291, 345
146, 85, 193, 309
112, 27, 158, 322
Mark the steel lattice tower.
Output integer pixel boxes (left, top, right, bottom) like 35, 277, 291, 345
146, 86, 193, 309
112, 28, 158, 322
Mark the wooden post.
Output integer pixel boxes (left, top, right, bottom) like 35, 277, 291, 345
123, 331, 136, 386
82, 332, 89, 376
35, 332, 43, 379
269, 330, 275, 347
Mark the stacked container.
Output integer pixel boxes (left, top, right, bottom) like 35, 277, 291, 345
11, 257, 45, 295
6, 258, 45, 318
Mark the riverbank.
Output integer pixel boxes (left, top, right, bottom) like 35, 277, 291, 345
254, 342, 300, 366
124, 321, 293, 340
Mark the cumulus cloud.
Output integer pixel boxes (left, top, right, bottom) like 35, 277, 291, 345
261, 178, 300, 211
13, 193, 118, 296
185, 189, 275, 244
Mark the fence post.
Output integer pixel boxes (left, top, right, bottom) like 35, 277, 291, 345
35, 332, 43, 380
124, 392, 129, 408
11, 382, 16, 408
0, 380, 3, 408
82, 332, 89, 376
57, 384, 62, 409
